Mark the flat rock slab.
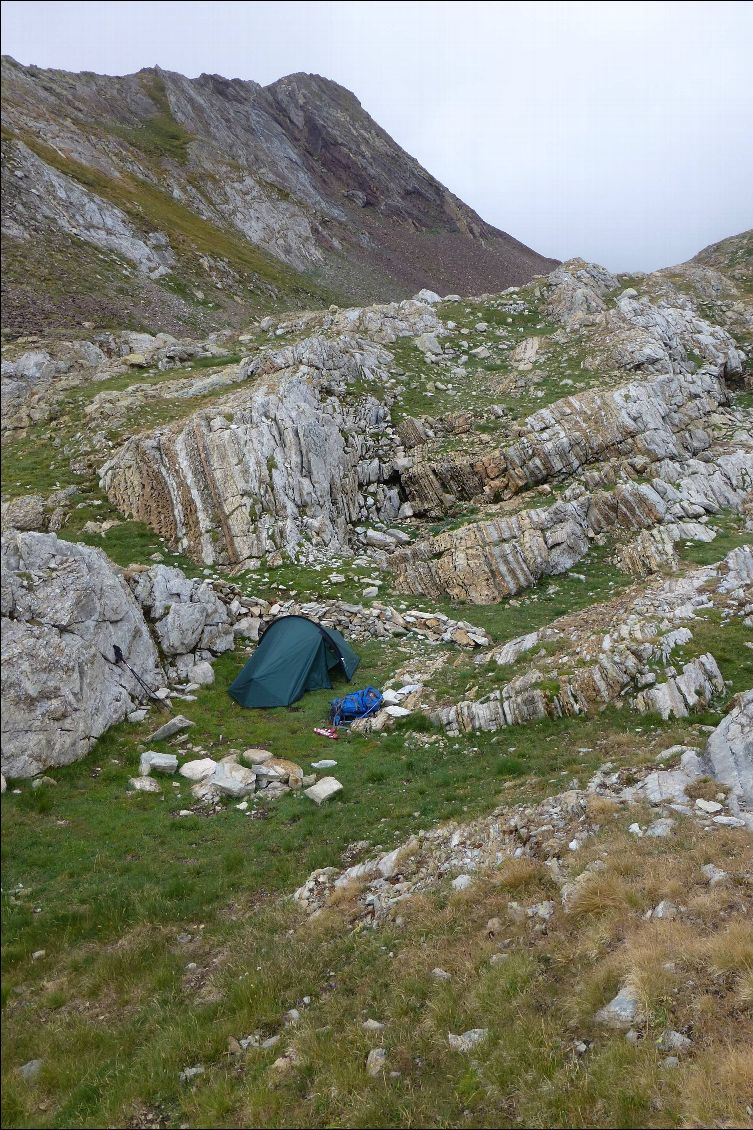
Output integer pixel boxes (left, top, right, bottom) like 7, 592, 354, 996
210, 763, 256, 797
241, 748, 272, 765
304, 776, 343, 805
179, 758, 217, 781
139, 751, 178, 775
146, 715, 194, 742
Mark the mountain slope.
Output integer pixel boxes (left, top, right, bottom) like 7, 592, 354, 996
689, 229, 753, 291
0, 57, 557, 336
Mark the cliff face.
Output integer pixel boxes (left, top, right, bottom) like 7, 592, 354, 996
0, 57, 557, 335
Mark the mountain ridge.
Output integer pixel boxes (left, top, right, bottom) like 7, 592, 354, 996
1, 55, 557, 336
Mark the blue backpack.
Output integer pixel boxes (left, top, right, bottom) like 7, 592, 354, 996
330, 686, 383, 726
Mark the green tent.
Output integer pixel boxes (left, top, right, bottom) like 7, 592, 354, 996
228, 615, 360, 709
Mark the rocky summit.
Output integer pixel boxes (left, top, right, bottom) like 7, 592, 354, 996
1, 54, 752, 1130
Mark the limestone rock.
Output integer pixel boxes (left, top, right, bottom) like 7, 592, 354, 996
128, 776, 162, 794
448, 1029, 489, 1052
437, 548, 750, 736
101, 336, 398, 567
365, 1047, 386, 1076
400, 366, 731, 519
701, 689, 753, 814
179, 758, 217, 782
615, 527, 679, 577
635, 654, 724, 720
145, 716, 194, 742
594, 986, 640, 1028
304, 776, 343, 804
187, 661, 215, 686
0, 488, 76, 534
1, 531, 161, 778
128, 566, 234, 668
195, 759, 257, 800
139, 751, 178, 775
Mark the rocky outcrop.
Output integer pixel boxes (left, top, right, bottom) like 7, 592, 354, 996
614, 527, 679, 577
125, 564, 235, 679
392, 452, 753, 603
701, 690, 753, 816
0, 487, 77, 533
1, 340, 107, 433
542, 258, 745, 378
4, 140, 175, 278
543, 260, 620, 327
233, 594, 490, 649
435, 545, 752, 734
0, 534, 239, 778
100, 334, 402, 567
1, 531, 162, 778
606, 289, 745, 378
633, 654, 726, 720
0, 328, 232, 436
293, 752, 749, 923
400, 367, 730, 516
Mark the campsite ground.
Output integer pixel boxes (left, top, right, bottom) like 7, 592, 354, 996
3, 541, 752, 1128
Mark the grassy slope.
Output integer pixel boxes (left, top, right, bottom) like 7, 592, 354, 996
2, 125, 340, 334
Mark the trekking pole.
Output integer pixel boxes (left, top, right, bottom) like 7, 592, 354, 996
112, 646, 171, 711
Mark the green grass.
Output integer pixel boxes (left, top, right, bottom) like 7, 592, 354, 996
1, 433, 78, 498
669, 609, 753, 700
1, 354, 251, 507
426, 543, 631, 643
3, 241, 752, 1127
109, 74, 193, 164
2, 659, 746, 1127
677, 509, 751, 566
387, 294, 616, 467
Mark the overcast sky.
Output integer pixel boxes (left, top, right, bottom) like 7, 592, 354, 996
3, 0, 751, 270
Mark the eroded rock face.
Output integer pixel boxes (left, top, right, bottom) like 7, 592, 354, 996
608, 290, 744, 378
615, 527, 679, 577
400, 367, 729, 516
1, 531, 162, 778
543, 258, 745, 378
100, 335, 401, 566
702, 690, 753, 815
0, 487, 77, 534
392, 451, 753, 603
435, 546, 752, 734
0, 535, 246, 777
391, 481, 659, 604
543, 260, 620, 327
2, 57, 557, 337
4, 141, 175, 278
125, 565, 235, 678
